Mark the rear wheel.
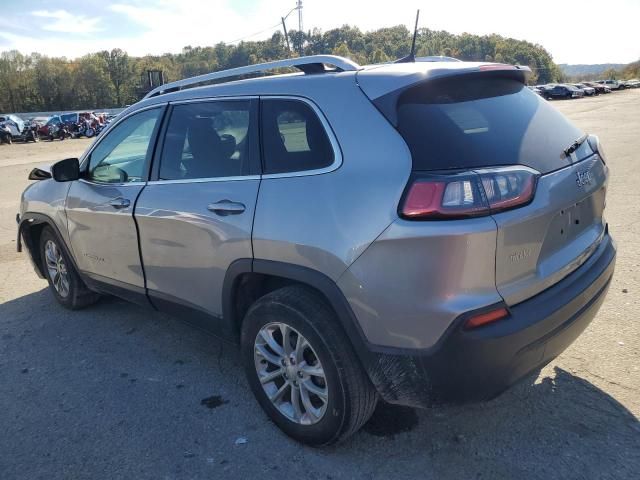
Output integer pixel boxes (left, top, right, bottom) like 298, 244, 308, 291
241, 285, 377, 445
39, 227, 100, 309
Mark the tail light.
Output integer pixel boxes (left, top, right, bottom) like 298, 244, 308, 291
401, 166, 539, 219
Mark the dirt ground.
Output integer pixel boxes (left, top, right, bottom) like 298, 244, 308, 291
0, 92, 638, 479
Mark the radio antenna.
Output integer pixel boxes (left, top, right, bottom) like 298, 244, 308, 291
395, 9, 420, 63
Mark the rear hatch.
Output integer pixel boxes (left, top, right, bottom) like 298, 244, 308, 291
359, 65, 608, 305
491, 144, 607, 305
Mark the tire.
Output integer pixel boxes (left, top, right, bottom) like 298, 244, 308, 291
241, 285, 378, 445
39, 227, 100, 310
85, 128, 95, 138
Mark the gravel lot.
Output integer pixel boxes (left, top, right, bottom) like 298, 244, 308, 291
1, 92, 639, 479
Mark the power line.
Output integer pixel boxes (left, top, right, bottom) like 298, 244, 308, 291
225, 2, 303, 50
225, 22, 282, 45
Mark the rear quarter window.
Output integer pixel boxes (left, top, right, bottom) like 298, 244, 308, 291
261, 99, 334, 174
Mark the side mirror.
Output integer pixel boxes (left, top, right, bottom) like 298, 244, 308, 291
51, 158, 80, 182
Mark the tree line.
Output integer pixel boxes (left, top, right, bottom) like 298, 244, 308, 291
595, 61, 640, 82
0, 25, 565, 113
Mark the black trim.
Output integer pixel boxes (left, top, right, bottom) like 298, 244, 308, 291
365, 234, 616, 407
221, 258, 254, 333
149, 103, 173, 181
252, 260, 373, 358
144, 104, 171, 182
82, 271, 152, 308
148, 289, 236, 342
18, 212, 80, 279
222, 258, 377, 371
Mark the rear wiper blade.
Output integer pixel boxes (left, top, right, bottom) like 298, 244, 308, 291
564, 133, 589, 157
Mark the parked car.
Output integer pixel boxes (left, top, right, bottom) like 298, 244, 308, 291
583, 81, 611, 94
527, 85, 544, 96
0, 123, 12, 144
0, 114, 25, 133
0, 114, 38, 143
38, 115, 63, 137
17, 55, 616, 445
596, 79, 624, 90
573, 83, 596, 96
624, 79, 640, 88
543, 84, 584, 99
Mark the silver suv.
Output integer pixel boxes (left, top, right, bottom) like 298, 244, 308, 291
17, 55, 616, 445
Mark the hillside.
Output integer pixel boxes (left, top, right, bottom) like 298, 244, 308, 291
559, 63, 625, 78
1, 25, 563, 112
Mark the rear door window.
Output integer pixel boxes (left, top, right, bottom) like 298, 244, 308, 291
158, 100, 259, 180
395, 76, 583, 174
261, 99, 334, 174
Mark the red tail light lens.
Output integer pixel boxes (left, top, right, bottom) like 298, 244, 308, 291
401, 167, 539, 219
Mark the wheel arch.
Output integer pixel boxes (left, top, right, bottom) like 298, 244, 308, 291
224, 258, 437, 406
18, 212, 77, 279
223, 259, 373, 364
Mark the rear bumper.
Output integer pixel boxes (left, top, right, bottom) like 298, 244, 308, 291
364, 233, 616, 407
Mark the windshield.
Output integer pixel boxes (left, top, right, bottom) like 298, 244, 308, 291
61, 113, 77, 123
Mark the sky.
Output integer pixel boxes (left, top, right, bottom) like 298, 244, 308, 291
0, 0, 638, 65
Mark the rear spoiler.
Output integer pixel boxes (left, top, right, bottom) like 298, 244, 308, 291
358, 63, 531, 127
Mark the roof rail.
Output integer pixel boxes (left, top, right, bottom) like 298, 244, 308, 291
144, 55, 360, 99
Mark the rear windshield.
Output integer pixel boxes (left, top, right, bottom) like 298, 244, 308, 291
396, 76, 583, 173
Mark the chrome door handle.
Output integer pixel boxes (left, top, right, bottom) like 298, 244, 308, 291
207, 200, 246, 215
108, 197, 131, 209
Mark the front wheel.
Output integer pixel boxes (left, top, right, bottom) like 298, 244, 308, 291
241, 285, 378, 445
39, 227, 100, 309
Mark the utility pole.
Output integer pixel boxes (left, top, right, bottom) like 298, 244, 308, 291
281, 17, 291, 54
281, 1, 303, 56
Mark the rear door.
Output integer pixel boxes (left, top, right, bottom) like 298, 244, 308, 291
135, 98, 260, 325
66, 106, 165, 293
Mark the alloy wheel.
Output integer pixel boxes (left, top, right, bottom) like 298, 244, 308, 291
254, 322, 328, 425
44, 240, 70, 298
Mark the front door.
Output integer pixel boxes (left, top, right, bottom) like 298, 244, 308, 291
66, 106, 165, 293
135, 98, 260, 328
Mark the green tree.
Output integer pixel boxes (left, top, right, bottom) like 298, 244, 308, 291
101, 48, 132, 106
0, 24, 570, 112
